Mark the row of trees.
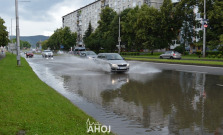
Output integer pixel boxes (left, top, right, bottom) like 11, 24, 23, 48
83, 0, 191, 53
42, 27, 77, 50
83, 0, 223, 53
11, 38, 31, 49
0, 17, 9, 46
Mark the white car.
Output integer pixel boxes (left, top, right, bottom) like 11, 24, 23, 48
96, 53, 130, 72
42, 50, 53, 58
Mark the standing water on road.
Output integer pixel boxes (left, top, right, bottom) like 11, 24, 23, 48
27, 55, 223, 135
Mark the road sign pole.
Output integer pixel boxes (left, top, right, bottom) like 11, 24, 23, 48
203, 0, 206, 57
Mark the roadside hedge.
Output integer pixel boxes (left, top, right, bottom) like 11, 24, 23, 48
121, 52, 140, 56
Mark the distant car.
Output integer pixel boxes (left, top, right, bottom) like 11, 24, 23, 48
26, 51, 34, 58
160, 51, 181, 59
57, 50, 64, 54
74, 47, 86, 55
42, 50, 53, 58
96, 53, 130, 72
80, 51, 97, 59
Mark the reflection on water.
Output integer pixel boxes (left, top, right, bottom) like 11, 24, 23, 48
60, 70, 223, 134
28, 56, 223, 135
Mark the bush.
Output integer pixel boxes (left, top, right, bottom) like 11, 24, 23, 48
218, 46, 223, 51
217, 54, 222, 58
184, 52, 189, 55
212, 55, 216, 58
120, 52, 140, 56
174, 46, 184, 54
195, 51, 202, 56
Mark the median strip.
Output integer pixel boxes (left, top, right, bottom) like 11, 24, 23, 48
0, 53, 110, 135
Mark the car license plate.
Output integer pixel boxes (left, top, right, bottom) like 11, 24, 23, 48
119, 67, 126, 69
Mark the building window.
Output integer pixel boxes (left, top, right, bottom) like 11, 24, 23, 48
132, 0, 136, 7
138, 1, 141, 6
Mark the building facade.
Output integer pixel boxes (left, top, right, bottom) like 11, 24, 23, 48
62, 0, 164, 47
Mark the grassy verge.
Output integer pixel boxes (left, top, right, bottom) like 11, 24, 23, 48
0, 54, 110, 135
124, 57, 223, 67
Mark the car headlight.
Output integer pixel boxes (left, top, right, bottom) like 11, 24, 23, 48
110, 64, 118, 68
127, 63, 130, 67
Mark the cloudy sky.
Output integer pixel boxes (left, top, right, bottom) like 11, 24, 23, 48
0, 0, 95, 36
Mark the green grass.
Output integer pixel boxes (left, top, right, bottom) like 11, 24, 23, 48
124, 57, 223, 67
0, 54, 110, 135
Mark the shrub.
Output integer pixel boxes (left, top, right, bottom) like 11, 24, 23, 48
212, 55, 216, 58
217, 54, 222, 58
174, 46, 184, 54
184, 52, 189, 55
195, 51, 202, 57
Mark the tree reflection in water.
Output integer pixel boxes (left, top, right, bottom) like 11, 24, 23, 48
100, 71, 223, 134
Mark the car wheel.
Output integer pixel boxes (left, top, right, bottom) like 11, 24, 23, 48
170, 56, 173, 59
160, 56, 163, 59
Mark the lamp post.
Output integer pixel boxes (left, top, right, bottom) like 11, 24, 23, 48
202, 0, 206, 57
118, 15, 121, 54
15, 0, 21, 65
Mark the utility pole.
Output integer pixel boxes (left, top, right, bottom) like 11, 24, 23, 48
11, 18, 12, 43
15, 0, 21, 66
202, 0, 206, 57
118, 15, 121, 54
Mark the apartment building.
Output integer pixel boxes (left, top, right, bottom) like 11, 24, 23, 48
62, 0, 164, 47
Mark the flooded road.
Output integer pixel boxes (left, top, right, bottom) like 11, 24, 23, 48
26, 55, 223, 135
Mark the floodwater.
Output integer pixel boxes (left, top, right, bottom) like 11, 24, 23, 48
26, 55, 223, 135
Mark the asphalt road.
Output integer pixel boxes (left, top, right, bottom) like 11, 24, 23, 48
26, 55, 223, 135
131, 61, 223, 76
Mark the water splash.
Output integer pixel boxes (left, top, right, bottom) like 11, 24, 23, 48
128, 62, 161, 74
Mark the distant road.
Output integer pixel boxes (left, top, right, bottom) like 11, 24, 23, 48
130, 61, 223, 76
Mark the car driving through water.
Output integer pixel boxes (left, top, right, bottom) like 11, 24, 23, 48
80, 51, 97, 59
42, 50, 53, 58
96, 53, 130, 72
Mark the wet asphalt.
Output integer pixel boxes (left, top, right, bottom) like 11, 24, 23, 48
26, 54, 223, 135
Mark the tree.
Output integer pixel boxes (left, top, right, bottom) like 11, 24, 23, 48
176, 0, 199, 53
135, 5, 161, 53
46, 27, 77, 51
206, 0, 223, 49
12, 38, 31, 49
41, 40, 48, 50
122, 6, 141, 51
85, 29, 102, 53
97, 7, 117, 52
0, 17, 9, 46
83, 21, 93, 45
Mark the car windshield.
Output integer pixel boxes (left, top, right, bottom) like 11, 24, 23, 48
44, 50, 51, 52
86, 51, 96, 55
27, 51, 32, 53
106, 54, 123, 60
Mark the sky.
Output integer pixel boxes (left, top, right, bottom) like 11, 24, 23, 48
0, 0, 95, 36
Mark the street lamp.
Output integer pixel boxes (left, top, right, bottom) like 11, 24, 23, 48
118, 15, 121, 54
202, 0, 206, 57
15, 0, 21, 66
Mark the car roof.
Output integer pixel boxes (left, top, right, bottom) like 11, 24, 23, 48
98, 53, 118, 55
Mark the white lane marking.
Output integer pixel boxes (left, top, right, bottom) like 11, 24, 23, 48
216, 84, 223, 87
